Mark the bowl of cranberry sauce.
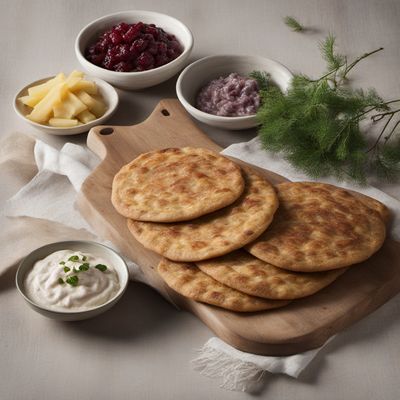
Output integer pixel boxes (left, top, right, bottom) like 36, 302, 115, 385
176, 55, 293, 130
75, 11, 193, 90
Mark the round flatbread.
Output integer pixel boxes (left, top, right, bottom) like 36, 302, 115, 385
246, 182, 386, 272
197, 250, 347, 300
157, 258, 289, 312
112, 147, 244, 222
128, 168, 279, 261
356, 193, 390, 224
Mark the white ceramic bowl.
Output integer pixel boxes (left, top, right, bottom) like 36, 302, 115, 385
14, 76, 119, 136
176, 55, 293, 130
16, 241, 129, 321
75, 10, 194, 90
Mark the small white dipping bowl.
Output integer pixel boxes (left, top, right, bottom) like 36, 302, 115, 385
75, 10, 194, 90
176, 55, 293, 130
16, 241, 129, 321
14, 76, 119, 136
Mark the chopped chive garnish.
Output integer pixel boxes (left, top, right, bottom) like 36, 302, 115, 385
64, 266, 71, 273
66, 275, 79, 286
58, 278, 64, 284
68, 255, 79, 262
82, 256, 87, 261
95, 264, 108, 272
59, 261, 65, 265
79, 263, 90, 271
73, 267, 80, 273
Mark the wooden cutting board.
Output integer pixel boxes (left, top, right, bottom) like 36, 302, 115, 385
77, 99, 400, 356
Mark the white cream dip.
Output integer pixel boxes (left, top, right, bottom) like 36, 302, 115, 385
24, 249, 120, 311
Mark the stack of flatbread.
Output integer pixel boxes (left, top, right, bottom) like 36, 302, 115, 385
112, 147, 388, 313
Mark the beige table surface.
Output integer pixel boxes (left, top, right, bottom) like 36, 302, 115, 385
1, 0, 400, 399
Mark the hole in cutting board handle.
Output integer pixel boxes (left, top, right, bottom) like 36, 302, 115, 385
161, 109, 170, 116
99, 127, 114, 135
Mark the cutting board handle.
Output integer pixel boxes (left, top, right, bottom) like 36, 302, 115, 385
86, 99, 219, 161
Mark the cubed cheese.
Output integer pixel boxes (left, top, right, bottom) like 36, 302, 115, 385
49, 118, 79, 127
22, 71, 107, 127
67, 70, 84, 79
77, 109, 97, 124
28, 72, 66, 99
53, 92, 87, 118
18, 94, 43, 108
26, 82, 68, 123
69, 79, 98, 95
76, 91, 106, 117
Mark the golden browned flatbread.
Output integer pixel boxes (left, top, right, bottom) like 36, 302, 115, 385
157, 258, 289, 312
197, 250, 347, 300
356, 193, 390, 224
128, 168, 279, 261
246, 182, 386, 272
111, 147, 244, 222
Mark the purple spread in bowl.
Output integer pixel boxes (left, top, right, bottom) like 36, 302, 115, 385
196, 73, 260, 117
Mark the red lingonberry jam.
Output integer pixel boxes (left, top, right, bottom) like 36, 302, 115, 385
85, 22, 183, 72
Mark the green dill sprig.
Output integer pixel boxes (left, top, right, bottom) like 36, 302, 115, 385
249, 71, 270, 92
314, 35, 384, 88
370, 138, 400, 181
255, 34, 400, 184
320, 34, 346, 73
284, 16, 304, 32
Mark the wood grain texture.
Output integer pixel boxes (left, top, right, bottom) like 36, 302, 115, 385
77, 99, 400, 355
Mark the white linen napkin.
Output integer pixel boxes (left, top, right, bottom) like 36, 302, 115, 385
2, 133, 399, 392
192, 337, 333, 392
2, 138, 145, 281
4, 141, 96, 232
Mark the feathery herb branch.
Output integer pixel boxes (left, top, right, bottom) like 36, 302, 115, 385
342, 47, 384, 80
367, 108, 400, 152
249, 71, 270, 91
284, 16, 304, 32
371, 108, 400, 123
385, 119, 400, 143
252, 30, 400, 184
367, 114, 394, 153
